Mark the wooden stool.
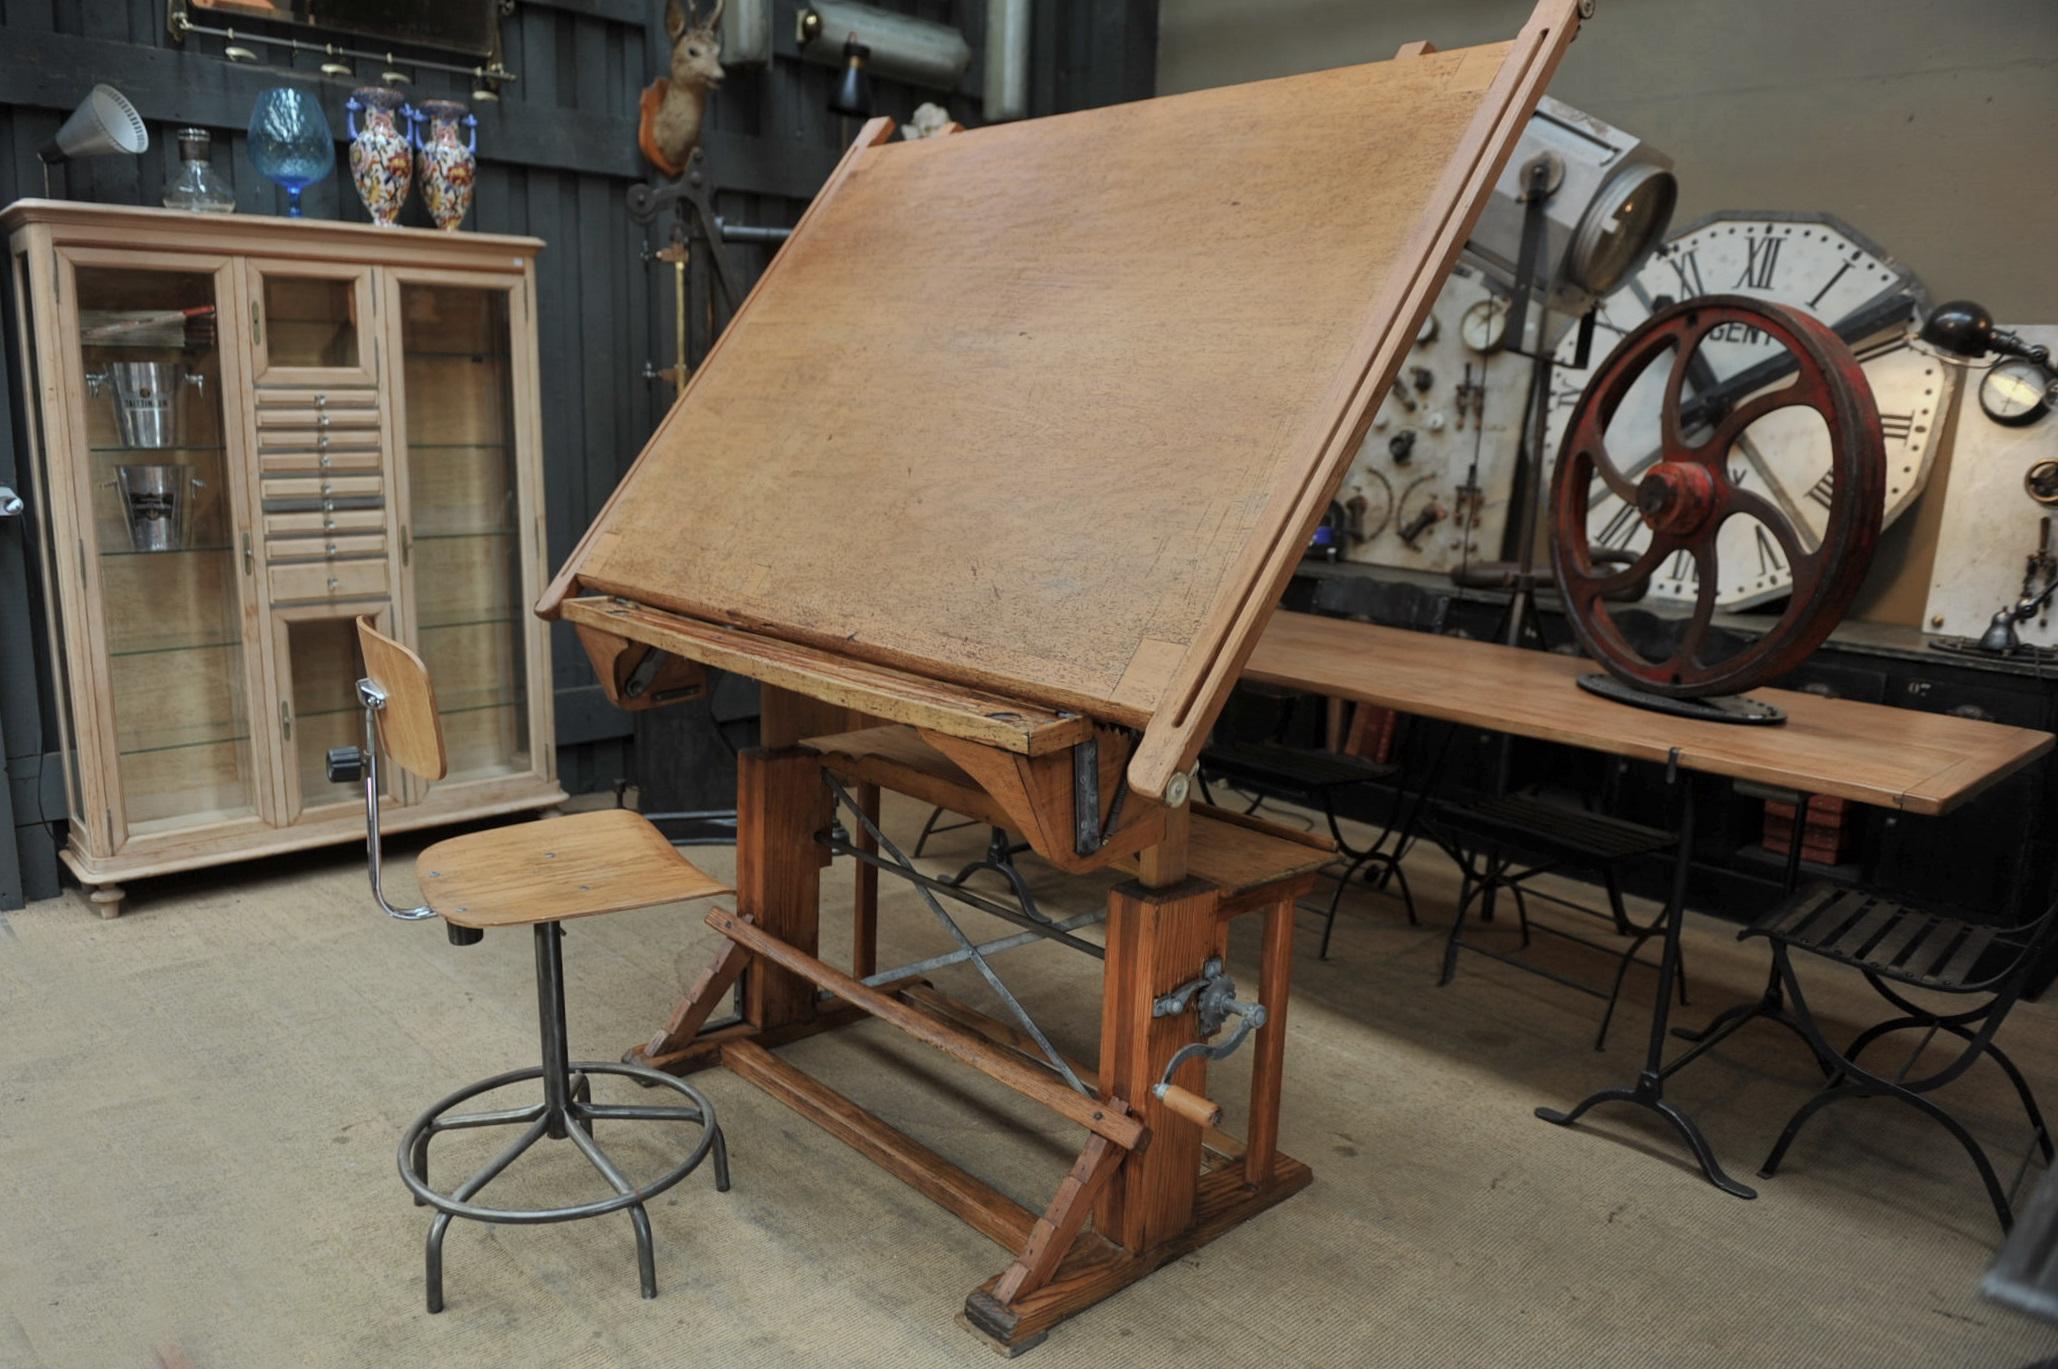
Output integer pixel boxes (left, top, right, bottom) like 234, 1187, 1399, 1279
337, 619, 734, 1312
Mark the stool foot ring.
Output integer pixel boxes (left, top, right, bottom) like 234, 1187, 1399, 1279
399, 1060, 725, 1313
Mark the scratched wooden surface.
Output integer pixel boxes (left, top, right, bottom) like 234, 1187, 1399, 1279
556, 3, 1579, 797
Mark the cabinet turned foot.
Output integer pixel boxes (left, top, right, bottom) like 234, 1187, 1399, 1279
87, 884, 125, 919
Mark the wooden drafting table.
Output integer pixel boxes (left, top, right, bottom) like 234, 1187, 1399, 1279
1247, 610, 2052, 1192
539, 4, 1585, 1349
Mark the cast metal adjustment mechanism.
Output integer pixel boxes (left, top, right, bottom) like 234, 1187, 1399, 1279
1149, 957, 1267, 1127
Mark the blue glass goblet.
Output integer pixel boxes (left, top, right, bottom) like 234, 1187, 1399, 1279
248, 87, 336, 218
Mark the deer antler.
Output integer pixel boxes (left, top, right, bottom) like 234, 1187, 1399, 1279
704, 0, 724, 28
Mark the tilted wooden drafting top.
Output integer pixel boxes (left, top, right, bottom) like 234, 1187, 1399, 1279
545, 1, 1582, 1351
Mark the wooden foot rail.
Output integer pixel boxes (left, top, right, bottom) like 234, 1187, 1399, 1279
706, 908, 1148, 1151
723, 1040, 1037, 1250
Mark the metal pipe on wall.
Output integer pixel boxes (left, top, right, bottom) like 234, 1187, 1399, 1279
793, 2, 972, 91
984, 0, 1032, 122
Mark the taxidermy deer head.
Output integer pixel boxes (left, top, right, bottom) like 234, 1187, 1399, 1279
639, 0, 725, 178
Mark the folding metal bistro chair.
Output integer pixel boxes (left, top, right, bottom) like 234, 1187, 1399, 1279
332, 619, 733, 1311
1747, 883, 2058, 1232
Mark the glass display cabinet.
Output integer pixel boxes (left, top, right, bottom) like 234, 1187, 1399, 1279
3, 203, 562, 916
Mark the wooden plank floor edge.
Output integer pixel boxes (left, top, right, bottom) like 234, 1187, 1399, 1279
536, 116, 895, 618
560, 596, 1093, 755
1125, 0, 1583, 801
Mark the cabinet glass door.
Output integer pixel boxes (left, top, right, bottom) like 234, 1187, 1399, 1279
274, 608, 393, 822
396, 281, 531, 784
74, 264, 259, 836
249, 261, 377, 384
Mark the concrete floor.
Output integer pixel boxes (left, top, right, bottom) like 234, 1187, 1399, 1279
2, 792, 2055, 1368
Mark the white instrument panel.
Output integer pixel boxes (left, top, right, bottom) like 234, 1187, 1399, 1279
1923, 325, 2058, 645
1337, 263, 1528, 574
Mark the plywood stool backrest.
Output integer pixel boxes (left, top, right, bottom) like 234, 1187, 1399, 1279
355, 616, 449, 782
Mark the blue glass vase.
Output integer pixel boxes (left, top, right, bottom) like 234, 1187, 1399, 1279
248, 87, 335, 217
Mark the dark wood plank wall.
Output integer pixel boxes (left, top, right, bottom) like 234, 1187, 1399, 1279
0, 0, 1156, 905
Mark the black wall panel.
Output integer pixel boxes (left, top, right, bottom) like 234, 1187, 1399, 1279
0, 0, 1156, 903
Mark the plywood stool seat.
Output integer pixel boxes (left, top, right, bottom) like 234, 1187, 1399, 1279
340, 618, 732, 1314
420, 809, 732, 930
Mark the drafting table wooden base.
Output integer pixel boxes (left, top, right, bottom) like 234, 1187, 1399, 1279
605, 700, 1318, 1352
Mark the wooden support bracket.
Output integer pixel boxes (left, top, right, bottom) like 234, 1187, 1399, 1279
629, 912, 754, 1066
992, 1135, 1125, 1306
920, 727, 1167, 874
573, 623, 709, 711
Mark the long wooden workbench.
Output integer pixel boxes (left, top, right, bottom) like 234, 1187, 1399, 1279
1248, 612, 2053, 816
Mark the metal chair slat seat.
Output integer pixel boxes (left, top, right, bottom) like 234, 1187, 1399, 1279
1743, 881, 2058, 1231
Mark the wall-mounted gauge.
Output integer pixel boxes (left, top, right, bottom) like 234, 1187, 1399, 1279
1344, 263, 1523, 574
1980, 358, 2054, 427
1544, 210, 1952, 610
1460, 296, 1511, 354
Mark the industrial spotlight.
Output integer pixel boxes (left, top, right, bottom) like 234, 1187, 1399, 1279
828, 35, 874, 118
38, 84, 149, 195
1462, 96, 1676, 313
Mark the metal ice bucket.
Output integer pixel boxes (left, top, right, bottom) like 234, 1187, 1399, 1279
88, 362, 203, 449
113, 464, 203, 553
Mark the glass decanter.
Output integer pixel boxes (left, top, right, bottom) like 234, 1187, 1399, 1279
161, 128, 236, 214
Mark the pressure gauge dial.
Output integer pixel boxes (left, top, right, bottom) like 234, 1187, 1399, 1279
1460, 297, 1511, 354
1980, 359, 2054, 427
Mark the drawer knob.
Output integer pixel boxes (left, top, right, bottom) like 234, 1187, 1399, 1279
327, 577, 340, 590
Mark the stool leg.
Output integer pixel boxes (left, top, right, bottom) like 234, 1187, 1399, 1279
711, 1124, 732, 1193
569, 1120, 664, 1298
426, 1212, 454, 1314
534, 923, 573, 1141
628, 1203, 658, 1299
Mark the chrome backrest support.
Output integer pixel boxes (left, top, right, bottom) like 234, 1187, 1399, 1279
357, 677, 436, 923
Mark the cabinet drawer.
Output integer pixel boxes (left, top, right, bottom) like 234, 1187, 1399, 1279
259, 447, 384, 474
264, 509, 387, 538
268, 556, 390, 603
256, 409, 382, 438
255, 387, 379, 411
261, 473, 383, 502
267, 533, 388, 562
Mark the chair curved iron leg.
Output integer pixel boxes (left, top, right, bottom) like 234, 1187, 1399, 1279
1652, 1097, 1758, 1199
1387, 858, 1418, 927
1318, 867, 1350, 963
1536, 1086, 1638, 1128
1968, 1035, 2054, 1163
1840, 1015, 1928, 1079
912, 806, 949, 859
1440, 870, 1482, 987
1758, 1082, 1863, 1179
1594, 939, 1640, 1052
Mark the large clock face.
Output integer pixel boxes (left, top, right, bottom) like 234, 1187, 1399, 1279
1545, 213, 1950, 609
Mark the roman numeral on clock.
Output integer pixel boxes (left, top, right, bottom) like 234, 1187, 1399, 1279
1667, 549, 1699, 584
1663, 247, 1706, 299
1755, 525, 1786, 574
1595, 500, 1642, 549
1736, 235, 1783, 290
1806, 472, 1835, 509
1879, 411, 1914, 444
